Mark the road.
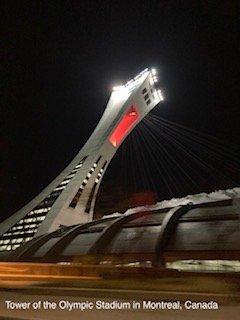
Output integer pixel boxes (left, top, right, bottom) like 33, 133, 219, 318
0, 287, 240, 320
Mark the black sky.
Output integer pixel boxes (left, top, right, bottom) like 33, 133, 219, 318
1, 1, 240, 222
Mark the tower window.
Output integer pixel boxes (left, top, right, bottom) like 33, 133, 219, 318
108, 105, 139, 147
144, 94, 149, 100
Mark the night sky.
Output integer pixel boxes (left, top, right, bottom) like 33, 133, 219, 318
1, 1, 240, 222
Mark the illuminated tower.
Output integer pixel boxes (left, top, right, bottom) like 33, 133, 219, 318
0, 68, 163, 252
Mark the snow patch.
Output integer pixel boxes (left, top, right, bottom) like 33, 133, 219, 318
103, 187, 240, 218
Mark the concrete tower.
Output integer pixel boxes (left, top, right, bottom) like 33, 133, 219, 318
0, 68, 163, 252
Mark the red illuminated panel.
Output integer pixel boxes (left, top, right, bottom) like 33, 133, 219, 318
109, 105, 139, 147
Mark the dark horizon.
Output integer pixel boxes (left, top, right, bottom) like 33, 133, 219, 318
1, 1, 240, 222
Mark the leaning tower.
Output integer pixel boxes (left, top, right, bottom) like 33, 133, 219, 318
0, 68, 163, 252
